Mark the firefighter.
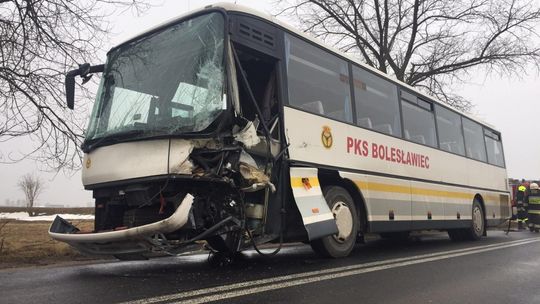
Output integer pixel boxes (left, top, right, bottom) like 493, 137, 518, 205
516, 184, 528, 230
527, 183, 540, 232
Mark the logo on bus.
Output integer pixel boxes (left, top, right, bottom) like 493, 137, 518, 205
321, 126, 333, 149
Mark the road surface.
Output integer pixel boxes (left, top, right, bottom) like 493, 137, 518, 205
1, 230, 539, 304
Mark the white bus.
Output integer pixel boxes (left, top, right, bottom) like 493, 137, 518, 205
50, 3, 510, 260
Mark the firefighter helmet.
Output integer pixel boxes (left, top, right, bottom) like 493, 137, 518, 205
531, 183, 539, 190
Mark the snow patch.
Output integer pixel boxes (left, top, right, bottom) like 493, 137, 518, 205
0, 212, 94, 221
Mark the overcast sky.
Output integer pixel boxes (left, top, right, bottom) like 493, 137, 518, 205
0, 0, 538, 206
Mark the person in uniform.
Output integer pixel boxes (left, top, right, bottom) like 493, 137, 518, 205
516, 184, 528, 230
527, 183, 540, 232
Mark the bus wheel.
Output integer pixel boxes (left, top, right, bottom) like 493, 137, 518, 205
447, 229, 465, 241
463, 199, 485, 240
311, 186, 358, 258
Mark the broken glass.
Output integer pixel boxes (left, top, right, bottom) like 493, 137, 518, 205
85, 12, 226, 143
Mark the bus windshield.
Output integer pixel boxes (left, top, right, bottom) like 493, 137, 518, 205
85, 12, 226, 144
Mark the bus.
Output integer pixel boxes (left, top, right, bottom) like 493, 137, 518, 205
50, 3, 511, 261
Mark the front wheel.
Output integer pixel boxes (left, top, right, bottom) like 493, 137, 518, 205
310, 186, 358, 258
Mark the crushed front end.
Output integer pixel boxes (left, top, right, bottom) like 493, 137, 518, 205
51, 9, 283, 259
49, 132, 275, 258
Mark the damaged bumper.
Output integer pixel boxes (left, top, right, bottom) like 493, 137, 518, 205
48, 194, 194, 255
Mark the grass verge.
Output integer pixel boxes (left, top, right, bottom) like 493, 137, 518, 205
0, 219, 104, 269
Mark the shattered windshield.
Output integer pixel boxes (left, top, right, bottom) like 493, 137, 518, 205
85, 12, 226, 142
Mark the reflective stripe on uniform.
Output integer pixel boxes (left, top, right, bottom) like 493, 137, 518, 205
519, 185, 527, 192
529, 197, 540, 204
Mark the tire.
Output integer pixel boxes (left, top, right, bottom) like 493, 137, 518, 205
310, 186, 358, 258
462, 199, 485, 241
206, 231, 241, 253
448, 200, 485, 241
448, 229, 465, 241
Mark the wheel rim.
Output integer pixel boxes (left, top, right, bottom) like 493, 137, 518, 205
472, 205, 483, 235
332, 201, 353, 243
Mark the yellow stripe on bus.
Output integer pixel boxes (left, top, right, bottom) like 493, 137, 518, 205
291, 177, 320, 188
291, 177, 500, 201
354, 181, 474, 200
483, 194, 509, 203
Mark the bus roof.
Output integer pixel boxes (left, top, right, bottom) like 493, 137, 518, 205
115, 2, 498, 132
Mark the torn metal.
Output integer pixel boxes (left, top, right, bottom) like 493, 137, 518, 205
233, 121, 261, 148
239, 162, 276, 192
49, 194, 195, 255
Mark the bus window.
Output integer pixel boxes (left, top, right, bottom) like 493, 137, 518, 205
436, 105, 466, 155
352, 66, 401, 137
401, 98, 437, 147
285, 34, 352, 123
485, 129, 505, 166
463, 118, 487, 162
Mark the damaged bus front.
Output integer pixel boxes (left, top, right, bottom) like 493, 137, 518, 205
50, 9, 295, 260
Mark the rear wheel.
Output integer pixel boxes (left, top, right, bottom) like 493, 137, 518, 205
311, 186, 358, 258
463, 199, 485, 240
448, 199, 485, 241
447, 229, 465, 241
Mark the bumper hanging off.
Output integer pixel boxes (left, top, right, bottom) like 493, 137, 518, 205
48, 194, 194, 255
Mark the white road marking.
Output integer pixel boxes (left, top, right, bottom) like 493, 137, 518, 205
122, 238, 540, 304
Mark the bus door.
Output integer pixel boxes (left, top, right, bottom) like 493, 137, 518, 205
229, 14, 287, 237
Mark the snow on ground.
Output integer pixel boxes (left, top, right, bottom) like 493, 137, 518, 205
0, 212, 94, 221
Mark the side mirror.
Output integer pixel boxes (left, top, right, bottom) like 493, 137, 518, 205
65, 63, 104, 110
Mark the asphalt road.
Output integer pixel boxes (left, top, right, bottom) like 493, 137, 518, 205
1, 230, 539, 304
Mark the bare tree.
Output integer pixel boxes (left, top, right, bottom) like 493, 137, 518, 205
17, 173, 43, 216
0, 0, 150, 171
277, 0, 540, 110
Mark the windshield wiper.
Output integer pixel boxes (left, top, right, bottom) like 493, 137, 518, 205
82, 129, 146, 153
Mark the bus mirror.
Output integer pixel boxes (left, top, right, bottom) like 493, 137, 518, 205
65, 63, 104, 110
65, 70, 77, 110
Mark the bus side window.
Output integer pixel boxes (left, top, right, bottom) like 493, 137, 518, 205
352, 65, 401, 137
300, 100, 324, 115
358, 117, 373, 129
374, 124, 393, 135
463, 118, 487, 162
436, 105, 466, 156
285, 34, 352, 123
401, 98, 437, 147
484, 129, 505, 167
